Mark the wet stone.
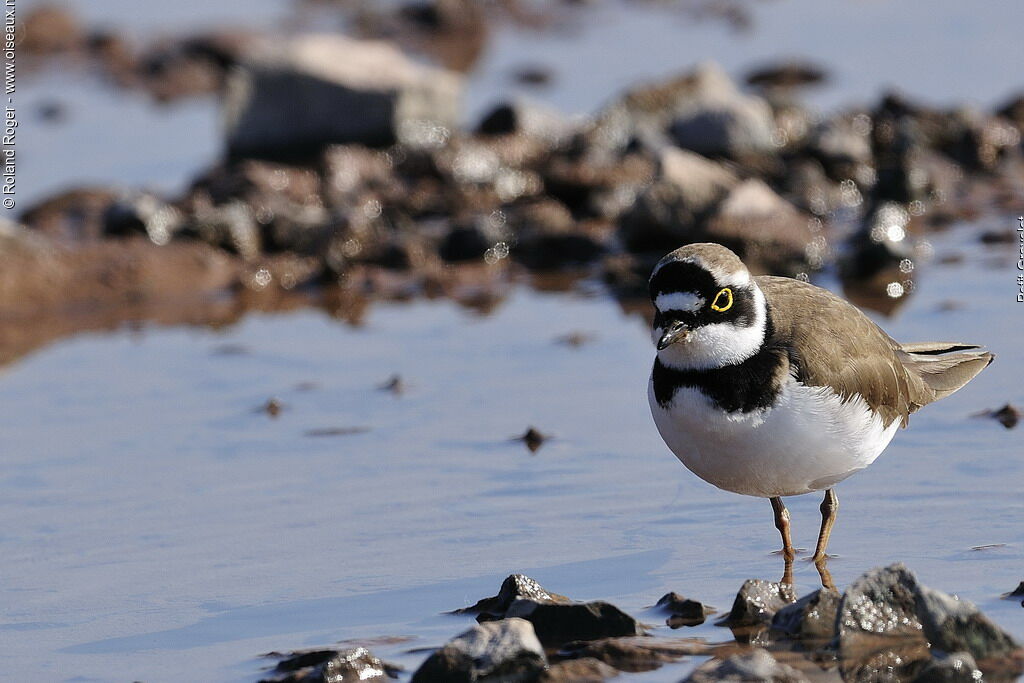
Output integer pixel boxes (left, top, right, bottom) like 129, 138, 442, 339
224, 35, 462, 158
453, 574, 569, 618
837, 563, 925, 661
1003, 582, 1024, 599
560, 636, 704, 672
538, 657, 617, 682
411, 618, 546, 683
665, 62, 778, 159
915, 583, 1020, 661
979, 404, 1020, 430
655, 592, 714, 628
912, 651, 983, 683
683, 648, 809, 683
504, 599, 645, 647
261, 646, 400, 683
723, 579, 797, 628
514, 427, 549, 454
771, 588, 840, 641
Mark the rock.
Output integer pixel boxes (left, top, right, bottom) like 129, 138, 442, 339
722, 579, 797, 628
915, 583, 1020, 660
806, 113, 874, 183
103, 192, 186, 245
978, 404, 1020, 430
539, 657, 618, 682
224, 35, 462, 158
1003, 581, 1024, 599
666, 62, 778, 159
745, 61, 828, 91
184, 199, 263, 260
913, 651, 982, 683
453, 574, 569, 618
477, 100, 573, 143
618, 148, 738, 253
21, 188, 120, 241
505, 599, 645, 647
511, 202, 609, 270
262, 646, 400, 683
704, 179, 824, 273
514, 427, 550, 454
841, 201, 915, 283
655, 592, 714, 628
411, 618, 546, 683
683, 649, 808, 683
561, 637, 704, 673
837, 563, 925, 662
21, 5, 84, 55
771, 588, 840, 641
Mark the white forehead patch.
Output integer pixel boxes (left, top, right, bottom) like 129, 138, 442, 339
655, 291, 705, 312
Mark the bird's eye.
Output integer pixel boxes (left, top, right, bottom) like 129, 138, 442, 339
711, 288, 733, 312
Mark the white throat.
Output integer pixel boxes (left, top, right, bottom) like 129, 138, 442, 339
653, 285, 767, 370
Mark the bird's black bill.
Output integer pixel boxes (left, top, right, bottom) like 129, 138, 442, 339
657, 321, 689, 350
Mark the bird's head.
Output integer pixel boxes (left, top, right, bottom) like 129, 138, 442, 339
649, 243, 768, 370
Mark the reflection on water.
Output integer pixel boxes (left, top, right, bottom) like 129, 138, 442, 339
0, 224, 1021, 681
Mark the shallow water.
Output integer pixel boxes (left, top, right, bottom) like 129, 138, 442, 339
2, 221, 1022, 681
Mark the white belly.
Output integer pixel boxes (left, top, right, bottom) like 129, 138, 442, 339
648, 376, 900, 497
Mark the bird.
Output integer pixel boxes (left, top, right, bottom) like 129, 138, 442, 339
647, 243, 993, 583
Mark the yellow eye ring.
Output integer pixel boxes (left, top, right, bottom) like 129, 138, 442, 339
711, 287, 733, 312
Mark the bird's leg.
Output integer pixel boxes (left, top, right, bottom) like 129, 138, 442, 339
816, 558, 836, 591
811, 488, 839, 564
770, 496, 795, 562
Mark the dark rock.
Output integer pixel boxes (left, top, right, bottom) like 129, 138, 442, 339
439, 226, 493, 263
538, 657, 617, 682
555, 332, 594, 348
838, 641, 932, 683
514, 427, 550, 454
913, 651, 982, 683
505, 599, 645, 647
379, 375, 405, 395
618, 147, 738, 253
704, 179, 824, 273
453, 574, 569, 618
477, 101, 571, 142
979, 230, 1015, 244
842, 201, 915, 281
261, 646, 400, 683
411, 618, 546, 683
805, 113, 874, 184
665, 62, 778, 159
978, 404, 1020, 429
260, 398, 285, 417
103, 192, 186, 245
722, 579, 797, 628
512, 65, 553, 87
560, 636, 704, 673
224, 35, 461, 158
745, 61, 828, 90
683, 648, 808, 683
655, 592, 714, 628
915, 583, 1020, 660
771, 588, 840, 641
837, 563, 924, 662
1003, 582, 1024, 599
